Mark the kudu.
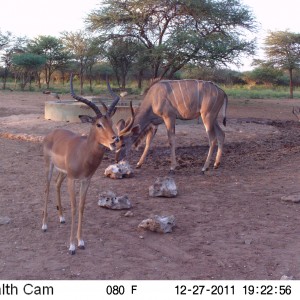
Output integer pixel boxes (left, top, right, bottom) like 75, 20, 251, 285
42, 74, 120, 255
115, 80, 228, 173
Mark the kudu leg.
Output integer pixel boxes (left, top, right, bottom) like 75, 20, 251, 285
77, 179, 90, 250
213, 122, 225, 169
42, 161, 54, 232
136, 127, 157, 168
55, 172, 67, 224
202, 121, 217, 173
67, 178, 76, 255
164, 117, 177, 172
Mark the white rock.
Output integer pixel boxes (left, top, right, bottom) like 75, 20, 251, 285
280, 275, 294, 280
98, 191, 132, 210
138, 215, 176, 233
0, 216, 11, 225
281, 194, 300, 203
104, 161, 134, 179
149, 176, 178, 198
124, 211, 134, 217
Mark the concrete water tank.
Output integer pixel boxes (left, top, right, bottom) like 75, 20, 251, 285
44, 98, 138, 123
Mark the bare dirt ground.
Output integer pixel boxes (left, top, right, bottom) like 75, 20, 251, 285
0, 90, 300, 280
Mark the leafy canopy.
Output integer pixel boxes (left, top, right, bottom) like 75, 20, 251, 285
264, 31, 300, 70
264, 30, 300, 98
86, 0, 257, 78
12, 53, 46, 69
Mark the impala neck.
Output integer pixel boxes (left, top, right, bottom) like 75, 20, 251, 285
86, 128, 107, 155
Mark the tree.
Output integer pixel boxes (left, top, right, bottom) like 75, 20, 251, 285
244, 66, 284, 86
106, 38, 139, 88
11, 53, 46, 90
182, 65, 245, 85
264, 31, 300, 98
86, 0, 256, 80
28, 35, 70, 89
85, 38, 103, 92
1, 35, 28, 89
0, 30, 11, 50
130, 42, 151, 88
62, 31, 100, 94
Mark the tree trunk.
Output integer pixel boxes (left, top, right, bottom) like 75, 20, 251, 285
289, 68, 293, 99
89, 76, 93, 92
114, 71, 120, 88
79, 69, 84, 95
2, 68, 9, 90
88, 66, 93, 92
45, 66, 50, 89
137, 70, 143, 89
61, 71, 65, 85
121, 76, 126, 89
14, 74, 18, 89
36, 72, 42, 89
20, 73, 26, 91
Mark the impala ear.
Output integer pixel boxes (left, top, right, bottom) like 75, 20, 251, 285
78, 115, 96, 124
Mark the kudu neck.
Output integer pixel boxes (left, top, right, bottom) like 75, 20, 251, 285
132, 105, 162, 143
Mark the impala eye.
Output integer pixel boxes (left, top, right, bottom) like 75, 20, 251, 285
96, 123, 102, 128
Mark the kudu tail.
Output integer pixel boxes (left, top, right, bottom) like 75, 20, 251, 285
222, 93, 228, 127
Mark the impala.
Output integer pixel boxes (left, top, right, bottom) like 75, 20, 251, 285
115, 79, 228, 173
42, 74, 120, 255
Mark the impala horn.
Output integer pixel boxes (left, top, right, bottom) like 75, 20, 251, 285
70, 73, 102, 117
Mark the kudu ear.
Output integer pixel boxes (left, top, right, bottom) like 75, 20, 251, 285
116, 119, 126, 134
78, 115, 96, 124
130, 124, 141, 136
118, 123, 140, 137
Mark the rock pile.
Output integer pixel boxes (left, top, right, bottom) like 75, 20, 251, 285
104, 161, 134, 179
138, 215, 176, 233
98, 191, 132, 210
149, 176, 178, 198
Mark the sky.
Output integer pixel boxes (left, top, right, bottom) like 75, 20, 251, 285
239, 0, 299, 69
0, 0, 299, 70
0, 0, 101, 37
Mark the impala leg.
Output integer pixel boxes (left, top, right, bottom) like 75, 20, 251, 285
67, 178, 76, 255
42, 161, 54, 232
55, 172, 67, 224
213, 122, 225, 169
77, 179, 90, 250
136, 127, 157, 168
